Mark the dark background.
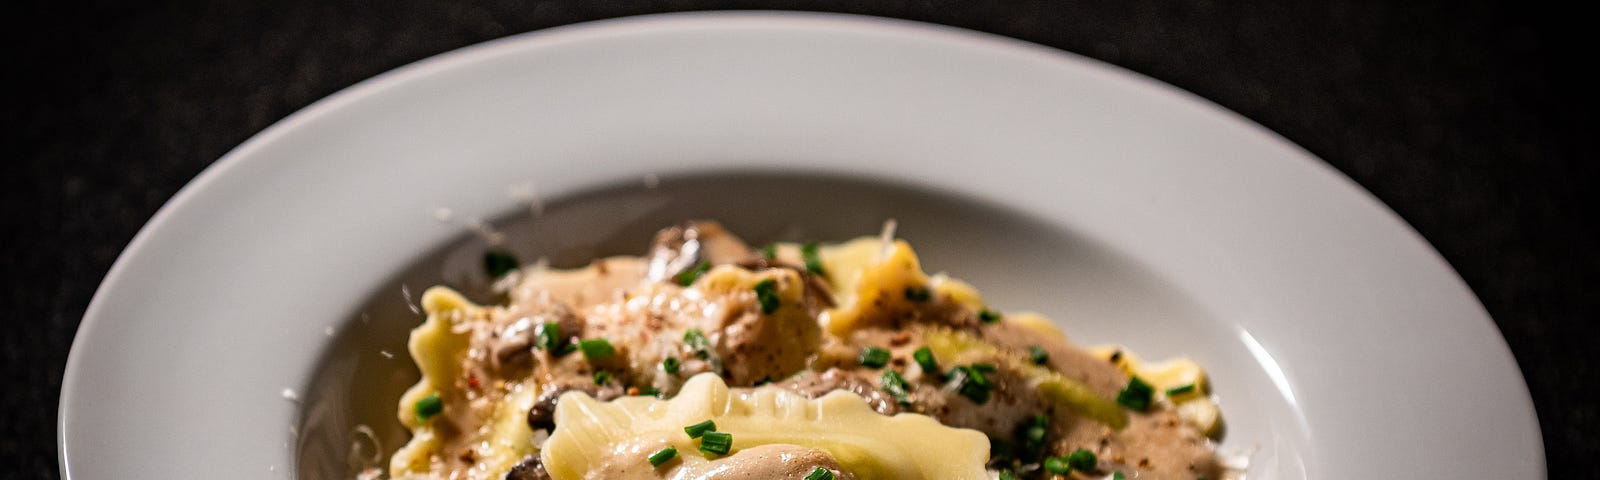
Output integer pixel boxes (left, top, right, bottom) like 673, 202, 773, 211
5, 1, 1594, 478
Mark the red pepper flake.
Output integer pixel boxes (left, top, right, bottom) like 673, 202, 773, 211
466, 374, 482, 390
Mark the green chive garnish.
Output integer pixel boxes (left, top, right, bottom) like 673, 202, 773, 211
684, 419, 716, 438
413, 393, 443, 421
903, 286, 932, 302
536, 322, 570, 356
579, 338, 616, 360
536, 322, 560, 350
1112, 471, 1126, 480
593, 370, 611, 385
950, 366, 992, 404
978, 309, 1001, 323
1028, 345, 1050, 365
970, 362, 997, 374
803, 467, 834, 480
801, 242, 826, 276
997, 471, 1019, 480
683, 328, 711, 360
1043, 456, 1071, 474
673, 261, 711, 286
880, 369, 912, 405
912, 346, 939, 374
761, 244, 777, 260
1021, 413, 1050, 452
1024, 423, 1046, 445
1165, 383, 1196, 396
648, 446, 677, 467
753, 279, 780, 314
483, 250, 520, 278
1066, 448, 1097, 471
1117, 376, 1154, 411
683, 328, 707, 347
698, 431, 733, 456
859, 346, 891, 368
636, 386, 659, 397
662, 357, 681, 375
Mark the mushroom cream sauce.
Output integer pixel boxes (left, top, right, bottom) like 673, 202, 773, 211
387, 222, 1233, 480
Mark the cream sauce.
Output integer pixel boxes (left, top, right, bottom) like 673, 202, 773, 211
591, 443, 853, 480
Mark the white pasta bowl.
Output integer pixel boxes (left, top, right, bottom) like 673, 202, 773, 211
59, 12, 1542, 479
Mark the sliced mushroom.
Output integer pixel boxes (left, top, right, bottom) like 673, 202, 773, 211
504, 454, 551, 480
646, 221, 754, 283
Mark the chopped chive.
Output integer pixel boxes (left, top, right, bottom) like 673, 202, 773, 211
978, 309, 1001, 323
1165, 383, 1197, 396
804, 257, 826, 276
648, 446, 677, 467
1020, 413, 1050, 452
684, 419, 716, 438
803, 467, 834, 480
761, 244, 778, 260
536, 322, 560, 350
683, 328, 708, 347
880, 369, 912, 405
912, 346, 939, 374
1116, 376, 1155, 411
753, 279, 780, 314
662, 357, 681, 375
858, 346, 891, 368
1112, 472, 1127, 480
1024, 423, 1046, 445
1066, 448, 1097, 471
997, 471, 1019, 480
1043, 456, 1071, 474
536, 322, 571, 357
636, 386, 659, 397
483, 250, 520, 278
801, 242, 826, 275
1028, 345, 1050, 365
579, 338, 616, 360
698, 431, 733, 456
903, 286, 932, 302
970, 362, 998, 375
413, 393, 443, 421
593, 370, 611, 385
950, 366, 992, 405
673, 261, 712, 286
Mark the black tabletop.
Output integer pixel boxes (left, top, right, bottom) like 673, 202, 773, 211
7, 1, 1595, 478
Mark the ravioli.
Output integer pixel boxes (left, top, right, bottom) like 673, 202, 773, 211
388, 222, 1232, 480
540, 373, 989, 479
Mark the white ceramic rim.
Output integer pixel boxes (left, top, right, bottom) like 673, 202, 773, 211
59, 11, 1543, 479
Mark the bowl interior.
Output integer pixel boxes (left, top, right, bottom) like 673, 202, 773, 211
295, 172, 1306, 478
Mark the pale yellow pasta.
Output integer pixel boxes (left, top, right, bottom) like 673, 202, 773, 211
1090, 345, 1222, 436
390, 287, 478, 476
479, 382, 540, 475
540, 373, 991, 480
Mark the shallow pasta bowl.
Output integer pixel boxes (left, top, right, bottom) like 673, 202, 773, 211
59, 12, 1542, 479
